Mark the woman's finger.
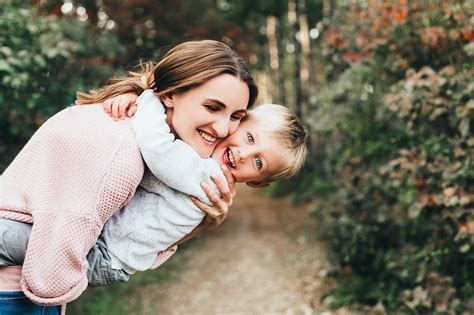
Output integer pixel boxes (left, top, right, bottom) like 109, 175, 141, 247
191, 196, 211, 213
221, 165, 236, 197
191, 197, 222, 227
192, 197, 220, 221
210, 174, 232, 207
200, 181, 227, 213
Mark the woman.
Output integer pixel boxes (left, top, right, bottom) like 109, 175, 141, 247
0, 40, 258, 313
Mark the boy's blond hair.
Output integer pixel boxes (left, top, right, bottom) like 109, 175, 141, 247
245, 104, 308, 181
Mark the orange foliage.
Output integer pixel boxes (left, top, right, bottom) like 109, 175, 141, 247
393, 6, 408, 23
343, 50, 363, 63
325, 29, 347, 49
323, 0, 472, 66
420, 27, 447, 47
462, 26, 474, 41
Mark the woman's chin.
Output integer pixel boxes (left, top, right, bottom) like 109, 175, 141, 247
194, 145, 216, 158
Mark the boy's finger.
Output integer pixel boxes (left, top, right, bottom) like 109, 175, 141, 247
103, 99, 112, 114
118, 99, 127, 119
111, 101, 119, 120
127, 105, 137, 117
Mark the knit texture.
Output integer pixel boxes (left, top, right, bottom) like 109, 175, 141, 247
101, 90, 223, 273
0, 105, 144, 305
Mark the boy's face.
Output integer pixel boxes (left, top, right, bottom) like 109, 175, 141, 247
211, 117, 284, 187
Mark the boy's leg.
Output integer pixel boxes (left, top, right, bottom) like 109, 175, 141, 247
0, 217, 130, 284
0, 218, 31, 266
86, 237, 130, 286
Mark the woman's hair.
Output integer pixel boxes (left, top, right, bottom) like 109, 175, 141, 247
76, 40, 258, 108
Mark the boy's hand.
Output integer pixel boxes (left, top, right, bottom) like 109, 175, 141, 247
103, 93, 138, 120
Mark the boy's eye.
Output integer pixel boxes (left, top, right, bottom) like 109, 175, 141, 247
255, 157, 263, 169
247, 133, 254, 144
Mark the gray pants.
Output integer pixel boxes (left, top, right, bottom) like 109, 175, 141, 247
0, 218, 130, 286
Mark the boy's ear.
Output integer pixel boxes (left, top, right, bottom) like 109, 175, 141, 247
161, 94, 174, 108
246, 180, 270, 188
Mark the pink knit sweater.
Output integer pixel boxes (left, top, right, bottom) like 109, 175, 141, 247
0, 105, 144, 305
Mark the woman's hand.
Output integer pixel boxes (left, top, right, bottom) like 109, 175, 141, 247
102, 93, 139, 120
192, 165, 236, 229
167, 166, 236, 249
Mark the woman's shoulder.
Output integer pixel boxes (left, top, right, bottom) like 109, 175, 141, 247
39, 104, 133, 143
49, 104, 122, 125
27, 103, 142, 177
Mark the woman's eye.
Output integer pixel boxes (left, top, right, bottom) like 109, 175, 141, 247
205, 105, 219, 112
247, 134, 254, 144
231, 114, 244, 121
255, 157, 263, 169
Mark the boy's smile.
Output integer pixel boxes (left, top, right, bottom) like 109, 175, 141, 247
223, 147, 236, 168
211, 117, 284, 185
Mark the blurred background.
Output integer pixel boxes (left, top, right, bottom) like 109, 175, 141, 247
1, 0, 473, 314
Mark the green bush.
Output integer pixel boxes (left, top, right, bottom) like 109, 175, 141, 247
0, 1, 124, 171
325, 64, 473, 313
279, 1, 474, 313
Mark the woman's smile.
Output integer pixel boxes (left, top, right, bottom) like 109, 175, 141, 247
197, 129, 218, 144
167, 74, 249, 158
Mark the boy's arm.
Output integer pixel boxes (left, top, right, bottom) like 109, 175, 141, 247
133, 90, 224, 204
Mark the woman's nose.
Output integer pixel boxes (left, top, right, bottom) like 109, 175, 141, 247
212, 119, 230, 138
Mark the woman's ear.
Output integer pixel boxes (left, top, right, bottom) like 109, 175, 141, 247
246, 180, 270, 188
161, 94, 174, 108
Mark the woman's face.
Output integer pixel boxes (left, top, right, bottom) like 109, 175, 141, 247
165, 74, 250, 158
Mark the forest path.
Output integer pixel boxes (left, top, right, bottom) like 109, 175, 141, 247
135, 186, 338, 314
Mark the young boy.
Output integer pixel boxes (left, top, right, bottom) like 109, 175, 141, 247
0, 90, 308, 285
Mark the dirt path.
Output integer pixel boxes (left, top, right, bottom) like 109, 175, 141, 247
137, 186, 336, 314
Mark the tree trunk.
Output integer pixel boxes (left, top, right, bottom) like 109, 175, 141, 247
323, 0, 337, 23
266, 15, 279, 104
298, 0, 313, 113
288, 0, 303, 119
277, 15, 286, 106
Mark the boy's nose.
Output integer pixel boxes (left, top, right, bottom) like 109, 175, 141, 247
238, 148, 252, 163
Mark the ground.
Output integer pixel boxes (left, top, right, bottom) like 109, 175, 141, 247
71, 186, 354, 315
135, 186, 345, 315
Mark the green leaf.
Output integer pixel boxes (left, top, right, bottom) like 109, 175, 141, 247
459, 244, 470, 253
0, 60, 13, 72
459, 118, 470, 138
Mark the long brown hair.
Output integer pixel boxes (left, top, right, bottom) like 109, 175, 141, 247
76, 40, 258, 108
